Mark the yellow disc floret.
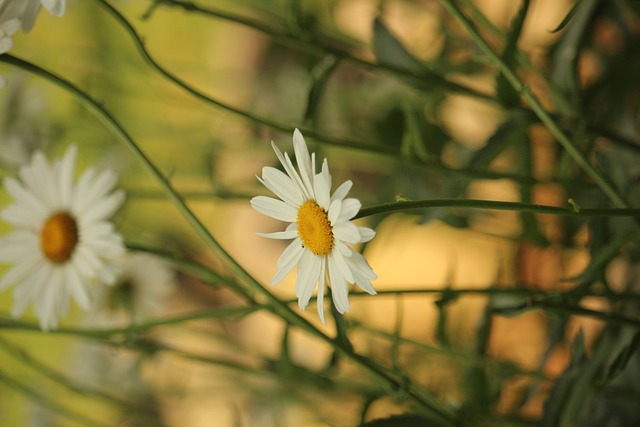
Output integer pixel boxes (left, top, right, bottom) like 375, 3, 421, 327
297, 200, 333, 256
40, 212, 79, 264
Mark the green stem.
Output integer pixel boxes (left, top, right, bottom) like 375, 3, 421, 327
357, 325, 547, 380
438, 0, 630, 209
151, 0, 492, 101
355, 198, 640, 220
528, 299, 640, 329
0, 55, 459, 426
93, 0, 394, 156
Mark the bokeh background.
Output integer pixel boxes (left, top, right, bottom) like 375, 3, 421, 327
1, 0, 640, 426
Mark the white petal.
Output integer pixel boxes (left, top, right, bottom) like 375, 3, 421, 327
358, 227, 376, 243
328, 252, 350, 314
337, 198, 361, 222
77, 190, 125, 224
317, 261, 326, 324
73, 169, 117, 215
328, 199, 341, 225
296, 250, 321, 310
65, 264, 91, 310
313, 172, 331, 211
251, 196, 298, 223
348, 251, 378, 281
346, 252, 377, 295
335, 241, 353, 258
276, 237, 303, 269
20, 1, 41, 32
321, 159, 331, 191
3, 177, 47, 221
330, 249, 354, 284
271, 243, 304, 285
271, 142, 310, 200
256, 229, 298, 240
0, 233, 38, 263
259, 167, 304, 207
333, 221, 361, 244
56, 146, 76, 207
331, 180, 352, 203
293, 129, 314, 198
41, 0, 66, 16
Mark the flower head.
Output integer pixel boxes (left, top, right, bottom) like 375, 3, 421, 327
90, 252, 176, 326
251, 129, 377, 323
0, 146, 125, 330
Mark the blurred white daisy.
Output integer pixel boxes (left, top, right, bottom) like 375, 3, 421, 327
0, 145, 125, 330
0, 0, 65, 84
89, 252, 176, 327
251, 129, 377, 323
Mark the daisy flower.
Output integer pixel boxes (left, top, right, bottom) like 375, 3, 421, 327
251, 129, 377, 323
0, 145, 125, 330
89, 252, 176, 326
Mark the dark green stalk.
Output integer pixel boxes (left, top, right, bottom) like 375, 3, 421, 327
150, 0, 492, 101
355, 198, 640, 220
0, 54, 460, 426
437, 0, 631, 209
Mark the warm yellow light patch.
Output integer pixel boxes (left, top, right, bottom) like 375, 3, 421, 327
297, 200, 333, 256
40, 212, 79, 264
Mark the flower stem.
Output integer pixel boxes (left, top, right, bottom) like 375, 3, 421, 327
437, 0, 630, 208
0, 54, 460, 426
355, 198, 640, 220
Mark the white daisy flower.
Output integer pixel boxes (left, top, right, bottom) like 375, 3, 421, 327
89, 252, 176, 326
0, 145, 125, 330
251, 129, 377, 323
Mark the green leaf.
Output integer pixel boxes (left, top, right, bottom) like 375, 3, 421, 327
541, 330, 589, 427
361, 414, 446, 427
304, 56, 338, 122
372, 18, 424, 73
550, 0, 584, 33
604, 331, 640, 382
495, 0, 530, 107
570, 227, 640, 282
549, 0, 601, 113
400, 103, 450, 162
450, 112, 534, 196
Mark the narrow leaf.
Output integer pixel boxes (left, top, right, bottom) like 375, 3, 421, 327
550, 0, 584, 33
372, 18, 424, 73
362, 414, 446, 427
304, 56, 339, 122
496, 0, 530, 107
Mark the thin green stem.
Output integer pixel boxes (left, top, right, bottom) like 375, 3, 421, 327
527, 299, 640, 329
0, 55, 459, 426
93, 0, 395, 156
438, 0, 630, 209
151, 0, 492, 101
0, 306, 261, 337
357, 324, 548, 380
355, 198, 640, 220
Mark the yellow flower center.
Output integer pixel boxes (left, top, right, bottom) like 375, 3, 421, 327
297, 200, 333, 256
40, 212, 79, 264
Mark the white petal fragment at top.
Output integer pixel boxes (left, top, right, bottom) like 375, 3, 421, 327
0, 0, 66, 53
251, 129, 377, 323
0, 146, 126, 330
